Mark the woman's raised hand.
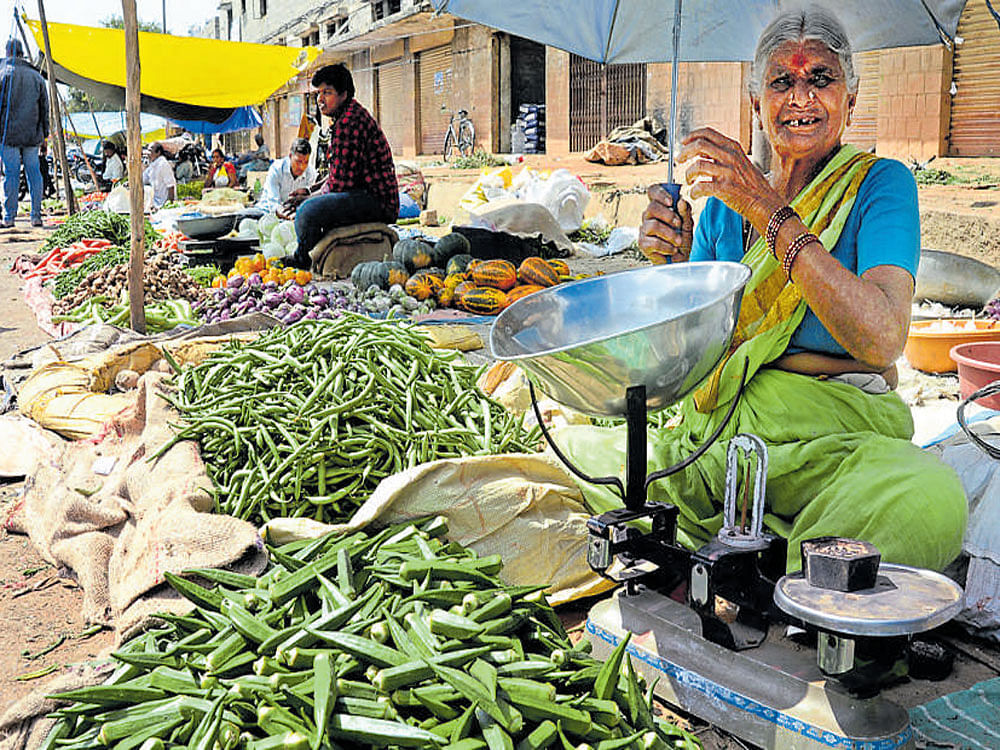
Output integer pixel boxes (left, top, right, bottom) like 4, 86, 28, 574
679, 127, 782, 229
639, 183, 693, 264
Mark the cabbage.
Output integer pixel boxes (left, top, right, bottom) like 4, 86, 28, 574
258, 213, 280, 241
271, 220, 296, 248
261, 241, 285, 259
237, 218, 259, 238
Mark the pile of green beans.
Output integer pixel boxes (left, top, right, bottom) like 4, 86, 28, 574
45, 517, 699, 750
157, 316, 539, 525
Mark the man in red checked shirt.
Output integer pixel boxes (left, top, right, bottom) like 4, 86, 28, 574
284, 64, 399, 269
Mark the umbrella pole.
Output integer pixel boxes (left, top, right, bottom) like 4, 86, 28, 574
121, 0, 146, 334
666, 0, 683, 186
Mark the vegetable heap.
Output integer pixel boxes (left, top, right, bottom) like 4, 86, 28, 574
52, 248, 208, 315
52, 297, 201, 332
22, 239, 114, 283
986, 297, 1000, 321
52, 244, 130, 299
159, 317, 539, 524
46, 518, 700, 750
198, 276, 350, 325
40, 209, 158, 254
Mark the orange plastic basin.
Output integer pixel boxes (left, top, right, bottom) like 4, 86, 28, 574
950, 341, 1000, 409
903, 319, 1000, 373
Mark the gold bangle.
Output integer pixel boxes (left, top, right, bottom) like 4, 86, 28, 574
782, 232, 819, 276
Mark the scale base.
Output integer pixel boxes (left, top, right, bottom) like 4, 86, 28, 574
587, 589, 914, 750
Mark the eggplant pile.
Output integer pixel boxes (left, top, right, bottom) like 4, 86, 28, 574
196, 274, 367, 325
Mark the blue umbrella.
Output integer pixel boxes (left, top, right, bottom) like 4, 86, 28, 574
431, 0, 969, 187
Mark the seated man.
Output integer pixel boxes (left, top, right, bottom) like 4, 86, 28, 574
141, 142, 175, 208
257, 138, 317, 214
285, 63, 399, 270
236, 133, 271, 178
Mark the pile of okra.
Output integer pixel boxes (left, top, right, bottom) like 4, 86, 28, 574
44, 517, 700, 750
157, 316, 539, 525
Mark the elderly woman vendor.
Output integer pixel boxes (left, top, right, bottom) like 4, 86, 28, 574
561, 7, 966, 573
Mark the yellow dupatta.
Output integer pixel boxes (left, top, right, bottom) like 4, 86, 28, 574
691, 145, 881, 413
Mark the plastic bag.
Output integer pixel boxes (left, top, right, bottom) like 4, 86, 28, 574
457, 165, 514, 212
237, 217, 259, 238
261, 241, 285, 260
519, 168, 590, 233
104, 185, 153, 215
270, 220, 296, 247
257, 213, 280, 241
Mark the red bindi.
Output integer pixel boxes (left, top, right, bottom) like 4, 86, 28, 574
790, 51, 808, 70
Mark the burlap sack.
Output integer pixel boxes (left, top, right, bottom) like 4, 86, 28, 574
309, 222, 398, 279
7, 372, 267, 635
263, 452, 614, 606
0, 660, 114, 750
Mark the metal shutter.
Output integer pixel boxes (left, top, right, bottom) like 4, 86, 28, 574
569, 55, 646, 153
949, 0, 1000, 156
843, 51, 879, 151
418, 46, 454, 155
377, 61, 406, 156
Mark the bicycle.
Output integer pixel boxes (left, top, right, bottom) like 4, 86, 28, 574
443, 109, 475, 161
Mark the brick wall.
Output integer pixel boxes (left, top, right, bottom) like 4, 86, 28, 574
646, 62, 751, 152
876, 46, 952, 161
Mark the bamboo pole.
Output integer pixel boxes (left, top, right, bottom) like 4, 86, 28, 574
35, 0, 76, 214
121, 0, 145, 333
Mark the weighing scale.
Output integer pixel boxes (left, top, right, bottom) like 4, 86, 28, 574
490, 263, 963, 750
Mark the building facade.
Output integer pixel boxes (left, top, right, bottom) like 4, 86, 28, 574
209, 0, 1000, 162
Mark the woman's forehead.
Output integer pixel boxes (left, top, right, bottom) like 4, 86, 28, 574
766, 39, 841, 73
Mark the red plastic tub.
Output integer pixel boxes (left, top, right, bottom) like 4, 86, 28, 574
950, 341, 1000, 409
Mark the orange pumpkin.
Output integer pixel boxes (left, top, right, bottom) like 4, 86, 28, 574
404, 274, 434, 301
517, 257, 560, 287
471, 259, 518, 291
547, 258, 570, 276
461, 286, 509, 315
506, 284, 545, 304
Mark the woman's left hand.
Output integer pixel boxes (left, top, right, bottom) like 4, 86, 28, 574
678, 128, 782, 229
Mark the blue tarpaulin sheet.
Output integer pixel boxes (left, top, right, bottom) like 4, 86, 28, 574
169, 106, 262, 135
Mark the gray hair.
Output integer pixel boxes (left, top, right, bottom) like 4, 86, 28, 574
749, 6, 859, 97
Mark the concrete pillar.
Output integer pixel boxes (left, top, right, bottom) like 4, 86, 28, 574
546, 47, 570, 155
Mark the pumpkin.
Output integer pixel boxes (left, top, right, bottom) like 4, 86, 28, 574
461, 286, 509, 315
467, 258, 485, 272
444, 273, 465, 291
506, 284, 545, 304
547, 258, 570, 276
431, 233, 472, 266
517, 257, 560, 287
404, 274, 434, 301
471, 259, 518, 291
438, 287, 455, 308
453, 280, 475, 304
446, 253, 474, 276
393, 238, 434, 274
351, 260, 389, 290
385, 260, 409, 288
415, 271, 445, 297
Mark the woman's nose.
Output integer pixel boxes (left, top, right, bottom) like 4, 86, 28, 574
789, 79, 813, 105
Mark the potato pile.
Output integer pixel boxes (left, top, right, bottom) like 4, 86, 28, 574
53, 249, 207, 315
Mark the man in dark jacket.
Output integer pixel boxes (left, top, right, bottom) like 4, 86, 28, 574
0, 39, 48, 228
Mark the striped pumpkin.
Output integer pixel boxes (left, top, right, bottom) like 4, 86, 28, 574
506, 284, 545, 304
471, 259, 518, 291
460, 286, 509, 315
547, 258, 570, 276
517, 257, 560, 287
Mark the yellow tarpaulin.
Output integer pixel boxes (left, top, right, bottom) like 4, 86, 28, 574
26, 19, 320, 109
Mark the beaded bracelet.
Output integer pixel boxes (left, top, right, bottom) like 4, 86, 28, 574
782, 231, 819, 276
765, 205, 797, 258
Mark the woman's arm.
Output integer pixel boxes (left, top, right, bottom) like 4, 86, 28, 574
680, 128, 913, 370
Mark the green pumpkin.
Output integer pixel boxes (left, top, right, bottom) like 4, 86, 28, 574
432, 233, 472, 267
351, 260, 389, 290
384, 260, 409, 288
445, 253, 474, 276
392, 238, 434, 274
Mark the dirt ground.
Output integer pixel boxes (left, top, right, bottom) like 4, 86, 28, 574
1, 159, 999, 734
0, 220, 117, 710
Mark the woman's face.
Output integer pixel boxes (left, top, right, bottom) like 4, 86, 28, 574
754, 39, 855, 162
212, 151, 224, 166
